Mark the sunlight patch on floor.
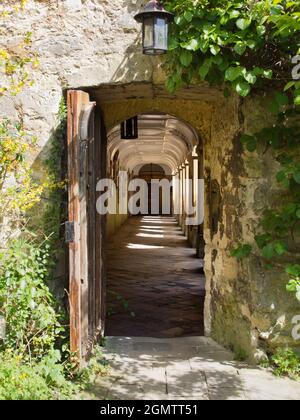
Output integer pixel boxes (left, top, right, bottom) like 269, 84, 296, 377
126, 243, 165, 250
136, 233, 164, 239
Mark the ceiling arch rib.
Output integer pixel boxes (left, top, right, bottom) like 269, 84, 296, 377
107, 113, 198, 174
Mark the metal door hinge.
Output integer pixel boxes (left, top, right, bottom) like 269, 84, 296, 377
65, 221, 75, 243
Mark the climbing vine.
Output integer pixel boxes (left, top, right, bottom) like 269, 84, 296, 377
164, 0, 300, 101
164, 0, 300, 300
0, 1, 79, 399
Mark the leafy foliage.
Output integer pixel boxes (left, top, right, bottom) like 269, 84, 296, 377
164, 0, 300, 102
0, 1, 78, 399
0, 239, 63, 359
270, 348, 300, 379
286, 264, 300, 300
0, 349, 77, 400
0, 120, 45, 232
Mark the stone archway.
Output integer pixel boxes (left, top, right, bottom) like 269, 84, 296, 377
68, 81, 281, 362
85, 83, 221, 340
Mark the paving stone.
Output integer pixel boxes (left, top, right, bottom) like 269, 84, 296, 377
204, 370, 241, 388
167, 380, 208, 398
83, 337, 300, 400
208, 387, 247, 401
158, 359, 191, 371
106, 383, 145, 400
238, 368, 300, 400
189, 357, 237, 373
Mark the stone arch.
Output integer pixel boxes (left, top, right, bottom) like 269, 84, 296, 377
79, 82, 263, 359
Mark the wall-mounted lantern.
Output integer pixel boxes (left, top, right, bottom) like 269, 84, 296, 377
134, 1, 174, 56
121, 117, 139, 139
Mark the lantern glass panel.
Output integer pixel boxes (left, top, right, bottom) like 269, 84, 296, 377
144, 17, 154, 48
154, 17, 168, 51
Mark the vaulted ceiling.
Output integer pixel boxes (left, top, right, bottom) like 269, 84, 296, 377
107, 113, 198, 174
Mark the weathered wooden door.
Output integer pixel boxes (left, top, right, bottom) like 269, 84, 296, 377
67, 90, 106, 362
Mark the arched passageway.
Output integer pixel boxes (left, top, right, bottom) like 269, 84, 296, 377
68, 82, 265, 362
105, 113, 205, 337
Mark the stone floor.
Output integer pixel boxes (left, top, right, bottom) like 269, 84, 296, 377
106, 216, 205, 337
85, 337, 300, 400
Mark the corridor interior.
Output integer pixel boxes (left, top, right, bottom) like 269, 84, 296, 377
106, 216, 205, 337
105, 113, 206, 338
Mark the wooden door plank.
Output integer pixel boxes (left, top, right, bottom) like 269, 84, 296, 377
79, 93, 91, 358
88, 108, 96, 342
67, 90, 82, 359
99, 109, 108, 332
94, 108, 103, 335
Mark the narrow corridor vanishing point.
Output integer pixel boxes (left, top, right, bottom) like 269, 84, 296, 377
106, 216, 205, 338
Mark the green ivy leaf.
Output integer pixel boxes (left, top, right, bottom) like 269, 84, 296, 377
236, 18, 252, 30
225, 66, 244, 82
210, 45, 221, 55
262, 243, 274, 259
246, 137, 257, 152
284, 81, 295, 91
199, 58, 212, 79
174, 16, 185, 26
184, 10, 194, 23
262, 69, 273, 79
169, 37, 179, 51
180, 50, 193, 67
231, 244, 252, 260
234, 79, 251, 97
293, 172, 300, 184
246, 39, 257, 49
256, 25, 266, 36
294, 96, 300, 106
166, 78, 175, 94
234, 42, 247, 55
229, 10, 240, 19
255, 234, 272, 249
276, 170, 288, 184
243, 70, 257, 84
285, 202, 297, 215
181, 38, 199, 51
286, 264, 300, 277
240, 133, 257, 151
270, 5, 284, 15
274, 241, 288, 256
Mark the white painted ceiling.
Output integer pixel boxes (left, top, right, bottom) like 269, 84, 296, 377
107, 113, 198, 174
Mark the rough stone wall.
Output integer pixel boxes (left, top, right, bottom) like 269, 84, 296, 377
207, 95, 300, 361
1, 0, 299, 361
0, 0, 151, 151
